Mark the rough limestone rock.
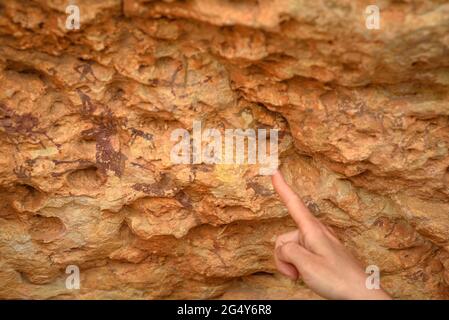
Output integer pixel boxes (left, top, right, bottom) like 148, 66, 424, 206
0, 0, 448, 299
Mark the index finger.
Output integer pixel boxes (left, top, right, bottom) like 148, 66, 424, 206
271, 170, 316, 231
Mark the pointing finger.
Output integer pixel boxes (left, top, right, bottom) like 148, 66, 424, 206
271, 170, 316, 232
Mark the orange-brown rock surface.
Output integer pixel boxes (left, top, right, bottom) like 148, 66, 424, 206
0, 0, 448, 299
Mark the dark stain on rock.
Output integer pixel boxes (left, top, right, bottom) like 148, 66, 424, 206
170, 63, 183, 96
191, 164, 214, 182
12, 158, 36, 180
175, 190, 192, 209
303, 196, 320, 215
247, 181, 273, 196
193, 164, 213, 172
132, 173, 176, 196
13, 165, 31, 180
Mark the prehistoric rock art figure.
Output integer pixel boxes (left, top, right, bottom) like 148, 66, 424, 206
0, 102, 60, 149
74, 61, 98, 82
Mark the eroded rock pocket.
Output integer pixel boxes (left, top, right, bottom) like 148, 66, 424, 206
66, 166, 106, 191
29, 215, 65, 243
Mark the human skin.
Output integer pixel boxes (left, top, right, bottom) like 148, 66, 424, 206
272, 171, 391, 300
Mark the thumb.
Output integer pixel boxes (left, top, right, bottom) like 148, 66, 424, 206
278, 242, 316, 275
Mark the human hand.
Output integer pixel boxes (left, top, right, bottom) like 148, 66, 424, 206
272, 171, 391, 300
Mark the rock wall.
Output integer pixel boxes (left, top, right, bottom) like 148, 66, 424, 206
0, 0, 448, 299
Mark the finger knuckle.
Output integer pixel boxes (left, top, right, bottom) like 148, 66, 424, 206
281, 242, 297, 254
275, 234, 287, 246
